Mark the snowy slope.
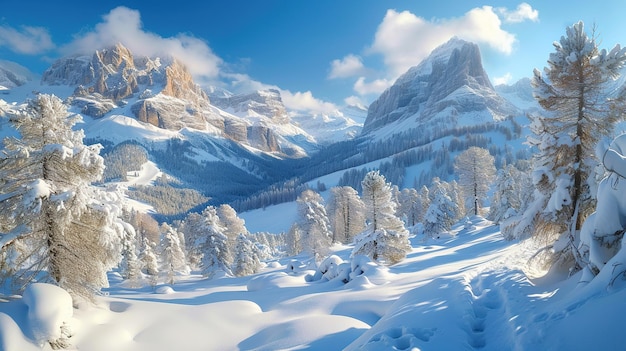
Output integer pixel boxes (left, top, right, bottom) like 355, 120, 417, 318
2, 216, 625, 350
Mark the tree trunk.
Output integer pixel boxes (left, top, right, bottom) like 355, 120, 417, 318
573, 64, 585, 230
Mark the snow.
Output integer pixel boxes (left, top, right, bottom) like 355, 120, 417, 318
124, 161, 162, 187
3, 216, 626, 350
21, 283, 73, 347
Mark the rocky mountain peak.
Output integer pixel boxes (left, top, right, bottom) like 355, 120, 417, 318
94, 43, 135, 72
362, 38, 518, 135
37, 43, 314, 157
161, 59, 209, 105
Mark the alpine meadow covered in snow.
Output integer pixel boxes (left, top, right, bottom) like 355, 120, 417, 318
3, 2, 626, 350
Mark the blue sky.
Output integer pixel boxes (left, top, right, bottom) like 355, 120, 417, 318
0, 1, 624, 113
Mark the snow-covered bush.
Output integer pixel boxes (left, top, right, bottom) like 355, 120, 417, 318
578, 133, 626, 285
305, 255, 347, 282
304, 254, 390, 286
22, 283, 73, 349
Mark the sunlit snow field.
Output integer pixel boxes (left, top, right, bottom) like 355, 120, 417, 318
2, 216, 625, 350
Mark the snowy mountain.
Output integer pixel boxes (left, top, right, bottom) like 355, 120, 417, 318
211, 88, 366, 148
0, 60, 35, 90
362, 38, 520, 138
278, 38, 533, 203
0, 38, 533, 218
289, 104, 366, 145
40, 43, 317, 156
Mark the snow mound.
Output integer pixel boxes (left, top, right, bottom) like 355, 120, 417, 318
0, 312, 39, 351
22, 283, 73, 347
247, 272, 303, 291
155, 285, 175, 294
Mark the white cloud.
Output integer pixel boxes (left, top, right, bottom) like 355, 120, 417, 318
497, 3, 539, 23
344, 95, 367, 109
328, 54, 366, 79
62, 6, 222, 79
369, 8, 520, 78
493, 72, 513, 86
218, 71, 340, 115
224, 72, 276, 94
354, 77, 392, 96
280, 90, 338, 114
0, 25, 54, 54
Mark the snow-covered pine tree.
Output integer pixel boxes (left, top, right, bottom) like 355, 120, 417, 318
286, 223, 302, 256
0, 94, 125, 299
197, 206, 232, 278
511, 21, 626, 270
417, 185, 430, 223
178, 211, 204, 268
160, 223, 189, 284
489, 164, 527, 225
423, 178, 459, 238
352, 171, 411, 265
232, 234, 261, 277
217, 204, 248, 252
453, 147, 496, 216
398, 188, 420, 227
118, 220, 141, 282
326, 186, 365, 244
296, 189, 332, 261
140, 237, 159, 276
217, 204, 248, 238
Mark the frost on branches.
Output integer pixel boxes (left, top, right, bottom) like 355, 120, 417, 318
352, 171, 410, 265
504, 21, 626, 273
0, 94, 126, 300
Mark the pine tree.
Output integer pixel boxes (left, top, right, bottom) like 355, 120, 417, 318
119, 222, 141, 282
326, 186, 365, 244
286, 224, 302, 256
160, 223, 189, 284
217, 204, 248, 264
489, 164, 528, 224
0, 94, 125, 299
453, 147, 496, 216
398, 188, 420, 227
511, 22, 626, 270
140, 237, 159, 276
296, 189, 332, 261
417, 185, 430, 223
232, 234, 261, 277
352, 171, 410, 265
197, 206, 231, 278
178, 212, 205, 268
424, 178, 459, 238
217, 204, 248, 241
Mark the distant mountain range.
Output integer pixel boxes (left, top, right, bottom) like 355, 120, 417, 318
0, 38, 538, 221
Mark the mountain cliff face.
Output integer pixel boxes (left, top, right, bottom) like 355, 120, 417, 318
363, 38, 519, 136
